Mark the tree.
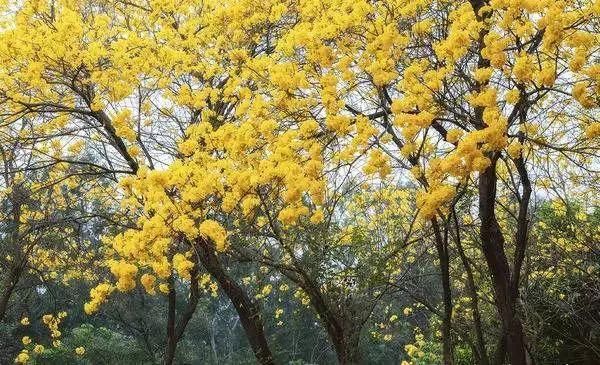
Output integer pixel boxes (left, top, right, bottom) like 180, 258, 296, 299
0, 0, 599, 364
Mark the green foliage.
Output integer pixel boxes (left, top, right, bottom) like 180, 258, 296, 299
35, 324, 151, 365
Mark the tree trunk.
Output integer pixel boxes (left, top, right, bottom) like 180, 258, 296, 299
163, 266, 200, 365
251, 191, 366, 364
164, 274, 177, 365
331, 329, 362, 365
0, 191, 24, 323
432, 218, 454, 365
479, 158, 527, 365
195, 239, 275, 365
0, 264, 22, 322
294, 276, 363, 364
452, 208, 489, 365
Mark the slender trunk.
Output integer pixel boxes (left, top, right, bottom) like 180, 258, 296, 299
469, 1, 531, 362
0, 192, 24, 323
316, 306, 361, 365
164, 274, 177, 365
260, 260, 362, 364
163, 266, 200, 365
510, 156, 531, 302
432, 218, 454, 365
175, 266, 200, 341
0, 264, 22, 322
91, 110, 139, 173
293, 276, 362, 364
255, 193, 363, 364
479, 158, 527, 365
452, 209, 489, 365
195, 239, 275, 365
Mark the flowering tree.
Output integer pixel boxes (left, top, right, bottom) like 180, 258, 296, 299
0, 0, 599, 364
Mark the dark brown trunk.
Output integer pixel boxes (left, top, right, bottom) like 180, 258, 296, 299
175, 266, 200, 340
0, 264, 22, 322
469, 2, 531, 363
195, 239, 275, 365
163, 266, 199, 365
432, 218, 454, 365
310, 304, 362, 364
494, 334, 507, 365
91, 110, 139, 173
295, 276, 362, 364
332, 331, 362, 365
479, 158, 527, 365
164, 274, 177, 365
251, 152, 366, 364
510, 156, 531, 302
0, 190, 25, 323
268, 263, 362, 364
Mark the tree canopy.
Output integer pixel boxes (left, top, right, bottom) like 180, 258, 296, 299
0, 0, 599, 364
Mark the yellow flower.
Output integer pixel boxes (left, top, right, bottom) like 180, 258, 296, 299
75, 346, 85, 355
506, 142, 523, 159
42, 314, 53, 324
255, 284, 273, 299
506, 89, 520, 104
446, 128, 463, 143
141, 273, 157, 295
209, 282, 218, 297
405, 343, 418, 356
22, 336, 32, 345
172, 254, 194, 280
513, 53, 534, 83
14, 351, 29, 364
109, 260, 138, 292
84, 283, 114, 315
363, 149, 391, 178
159, 283, 170, 294
473, 67, 493, 83
199, 220, 228, 251
572, 82, 595, 108
309, 209, 325, 224
585, 123, 600, 138
33, 344, 44, 354
20, 317, 29, 326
